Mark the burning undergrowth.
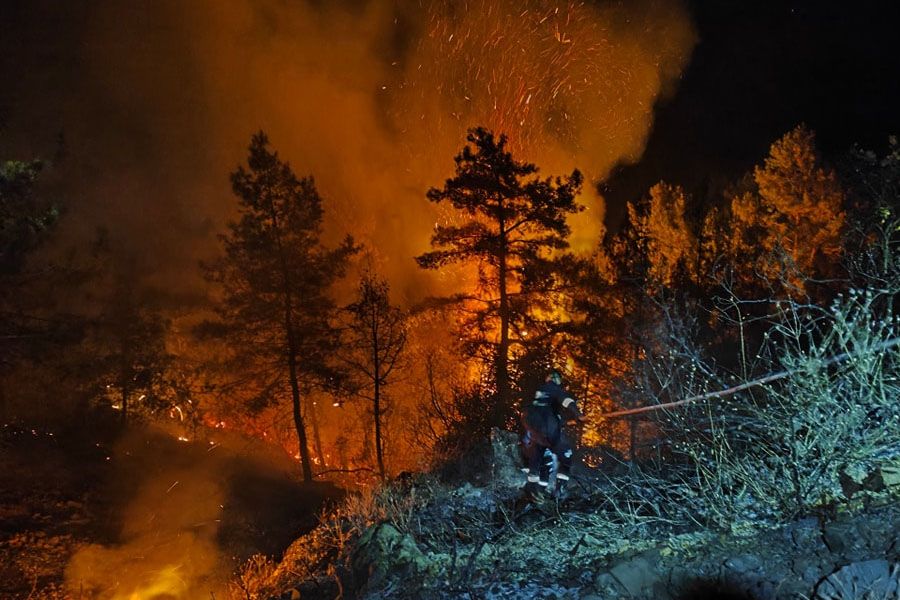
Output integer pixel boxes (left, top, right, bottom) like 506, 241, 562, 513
63, 432, 228, 599
0, 419, 341, 599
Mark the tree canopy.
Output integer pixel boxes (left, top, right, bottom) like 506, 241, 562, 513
203, 131, 356, 481
417, 127, 583, 423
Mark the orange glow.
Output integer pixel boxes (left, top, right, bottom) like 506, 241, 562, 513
89, 0, 695, 476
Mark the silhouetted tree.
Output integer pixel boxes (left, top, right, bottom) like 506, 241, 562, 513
416, 127, 583, 425
341, 270, 407, 479
0, 154, 61, 369
0, 157, 56, 275
81, 258, 171, 424
840, 136, 900, 289
202, 132, 356, 482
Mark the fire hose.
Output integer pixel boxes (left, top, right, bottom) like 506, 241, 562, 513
595, 336, 900, 420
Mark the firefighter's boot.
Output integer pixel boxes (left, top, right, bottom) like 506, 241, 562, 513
551, 473, 570, 500
524, 480, 551, 503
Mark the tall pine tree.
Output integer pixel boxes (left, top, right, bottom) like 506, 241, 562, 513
416, 127, 583, 425
203, 132, 356, 481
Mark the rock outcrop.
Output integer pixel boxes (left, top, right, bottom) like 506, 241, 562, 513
351, 522, 432, 589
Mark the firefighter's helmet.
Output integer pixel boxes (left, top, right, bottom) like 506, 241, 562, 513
548, 368, 563, 386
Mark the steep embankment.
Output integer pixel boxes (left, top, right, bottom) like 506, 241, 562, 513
254, 430, 900, 600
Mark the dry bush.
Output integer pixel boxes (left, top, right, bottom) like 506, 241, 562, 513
227, 554, 277, 600
596, 280, 900, 541
226, 477, 438, 598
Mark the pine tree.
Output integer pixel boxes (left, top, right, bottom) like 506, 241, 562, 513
0, 157, 57, 276
416, 127, 583, 424
202, 132, 356, 482
0, 155, 61, 369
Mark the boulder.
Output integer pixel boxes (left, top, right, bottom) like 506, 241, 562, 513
784, 516, 822, 548
814, 560, 899, 600
351, 522, 432, 589
791, 555, 824, 587
609, 551, 664, 597
722, 554, 764, 575
822, 520, 857, 556
593, 571, 626, 597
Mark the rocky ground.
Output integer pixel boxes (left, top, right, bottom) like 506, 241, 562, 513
262, 430, 900, 600
8, 420, 898, 599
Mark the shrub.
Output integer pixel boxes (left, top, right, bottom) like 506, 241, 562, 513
605, 284, 900, 537
227, 477, 436, 598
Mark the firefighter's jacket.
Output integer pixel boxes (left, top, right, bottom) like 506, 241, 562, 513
522, 381, 582, 448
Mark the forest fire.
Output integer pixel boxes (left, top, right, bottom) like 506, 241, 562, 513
3, 0, 899, 597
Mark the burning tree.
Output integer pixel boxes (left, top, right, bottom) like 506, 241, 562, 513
416, 127, 583, 426
202, 132, 356, 482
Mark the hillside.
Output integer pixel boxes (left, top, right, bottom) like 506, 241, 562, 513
236, 429, 900, 599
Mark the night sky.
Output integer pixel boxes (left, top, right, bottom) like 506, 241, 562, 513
604, 0, 900, 223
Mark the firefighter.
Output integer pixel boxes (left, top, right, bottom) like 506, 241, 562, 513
521, 368, 586, 499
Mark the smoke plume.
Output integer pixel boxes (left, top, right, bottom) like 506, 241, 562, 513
3, 0, 695, 302
63, 426, 338, 598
